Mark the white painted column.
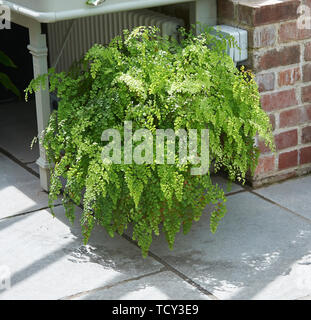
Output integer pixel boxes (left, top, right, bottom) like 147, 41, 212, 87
27, 21, 51, 191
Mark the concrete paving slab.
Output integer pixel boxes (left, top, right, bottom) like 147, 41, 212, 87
255, 175, 311, 221
71, 271, 211, 300
0, 153, 54, 219
0, 100, 39, 163
148, 191, 311, 300
0, 206, 162, 300
211, 175, 244, 194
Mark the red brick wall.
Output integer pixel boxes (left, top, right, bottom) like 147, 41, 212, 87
218, 0, 311, 186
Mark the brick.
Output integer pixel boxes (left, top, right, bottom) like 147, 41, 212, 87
251, 25, 276, 48
258, 140, 272, 154
278, 68, 301, 87
238, 4, 253, 26
303, 64, 311, 83
303, 64, 311, 82
302, 85, 311, 102
256, 72, 275, 92
279, 107, 311, 128
255, 155, 275, 176
260, 89, 297, 112
217, 0, 235, 20
257, 45, 300, 71
305, 42, 311, 61
300, 105, 311, 122
275, 129, 298, 150
238, 1, 300, 26
300, 146, 311, 164
279, 21, 311, 43
302, 126, 311, 143
269, 113, 276, 131
279, 108, 301, 128
279, 150, 298, 170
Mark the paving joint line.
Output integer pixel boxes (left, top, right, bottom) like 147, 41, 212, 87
24, 160, 37, 165
225, 189, 248, 197
0, 204, 63, 222
243, 185, 311, 224
121, 233, 219, 300
60, 267, 168, 300
0, 147, 39, 179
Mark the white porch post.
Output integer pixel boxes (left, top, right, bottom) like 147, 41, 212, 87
27, 21, 51, 191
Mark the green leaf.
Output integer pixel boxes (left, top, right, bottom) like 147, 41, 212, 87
0, 72, 20, 97
0, 50, 17, 68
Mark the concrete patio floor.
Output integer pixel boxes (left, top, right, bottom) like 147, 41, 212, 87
1, 100, 311, 300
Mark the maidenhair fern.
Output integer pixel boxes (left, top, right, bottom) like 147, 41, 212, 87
26, 27, 274, 257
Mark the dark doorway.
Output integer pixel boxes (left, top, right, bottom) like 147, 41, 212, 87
0, 22, 33, 103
